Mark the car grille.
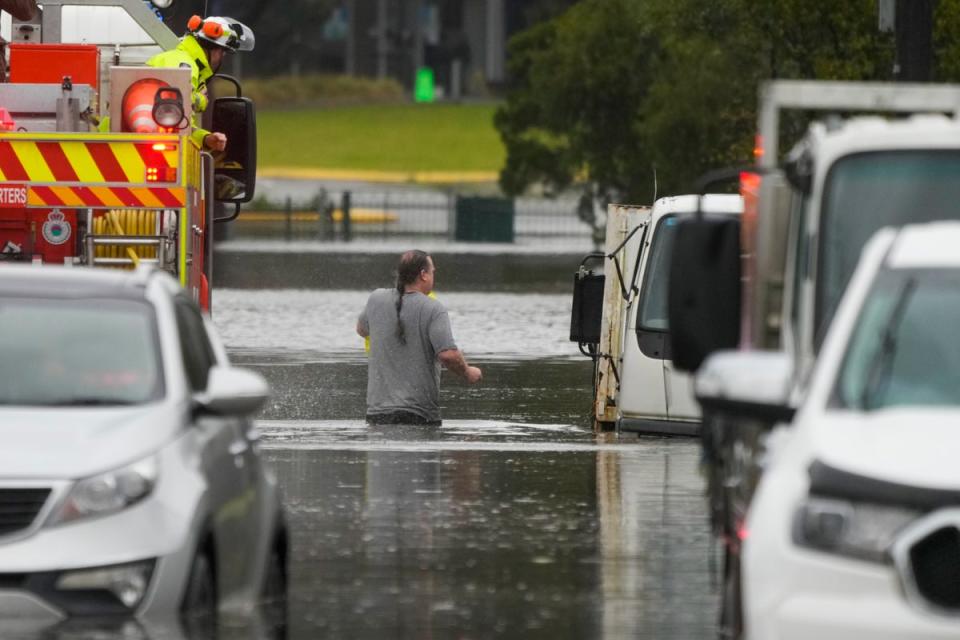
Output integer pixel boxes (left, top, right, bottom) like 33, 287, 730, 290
0, 574, 25, 589
909, 525, 960, 610
0, 488, 50, 537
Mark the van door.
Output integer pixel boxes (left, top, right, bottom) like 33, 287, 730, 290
663, 361, 699, 422
617, 216, 668, 425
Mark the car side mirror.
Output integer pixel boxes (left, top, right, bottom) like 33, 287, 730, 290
197, 365, 269, 417
211, 96, 257, 204
695, 350, 796, 424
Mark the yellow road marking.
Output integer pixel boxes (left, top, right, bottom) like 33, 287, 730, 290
257, 167, 499, 184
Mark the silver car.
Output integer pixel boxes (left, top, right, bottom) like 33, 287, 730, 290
0, 265, 286, 633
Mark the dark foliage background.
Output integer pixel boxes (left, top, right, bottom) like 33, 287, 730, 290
494, 0, 911, 204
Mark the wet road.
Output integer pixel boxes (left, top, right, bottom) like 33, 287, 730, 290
215, 288, 720, 639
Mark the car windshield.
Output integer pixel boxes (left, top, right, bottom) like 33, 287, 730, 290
833, 269, 960, 410
0, 298, 163, 407
637, 215, 678, 331
818, 151, 960, 339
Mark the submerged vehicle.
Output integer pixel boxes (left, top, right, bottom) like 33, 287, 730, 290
570, 194, 742, 434
0, 266, 286, 632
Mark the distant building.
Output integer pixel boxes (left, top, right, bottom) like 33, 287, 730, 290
318, 0, 574, 97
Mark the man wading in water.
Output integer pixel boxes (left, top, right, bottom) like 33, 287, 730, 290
357, 250, 482, 425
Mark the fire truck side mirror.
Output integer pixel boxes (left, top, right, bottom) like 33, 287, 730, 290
211, 96, 256, 204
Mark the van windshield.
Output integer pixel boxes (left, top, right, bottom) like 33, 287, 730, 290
818, 151, 960, 342
0, 298, 164, 407
834, 269, 960, 410
637, 216, 678, 331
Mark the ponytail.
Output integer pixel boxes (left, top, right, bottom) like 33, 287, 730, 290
395, 279, 407, 344
394, 249, 430, 345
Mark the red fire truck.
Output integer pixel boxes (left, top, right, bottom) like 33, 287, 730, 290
0, 0, 256, 311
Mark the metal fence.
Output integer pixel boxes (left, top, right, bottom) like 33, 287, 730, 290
227, 188, 592, 245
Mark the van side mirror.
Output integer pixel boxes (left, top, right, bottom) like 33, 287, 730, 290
667, 215, 742, 372
211, 96, 257, 204
570, 253, 605, 344
783, 142, 813, 195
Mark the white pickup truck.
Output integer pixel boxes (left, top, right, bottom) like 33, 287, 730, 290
699, 222, 960, 640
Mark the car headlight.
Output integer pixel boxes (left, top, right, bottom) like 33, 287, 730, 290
47, 456, 159, 526
792, 496, 921, 563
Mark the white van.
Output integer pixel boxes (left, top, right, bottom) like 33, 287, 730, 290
573, 194, 743, 435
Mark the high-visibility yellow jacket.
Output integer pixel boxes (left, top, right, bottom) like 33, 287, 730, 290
146, 35, 213, 149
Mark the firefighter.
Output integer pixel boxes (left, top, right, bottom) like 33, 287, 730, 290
146, 15, 255, 152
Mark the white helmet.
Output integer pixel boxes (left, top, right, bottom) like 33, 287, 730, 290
187, 15, 255, 53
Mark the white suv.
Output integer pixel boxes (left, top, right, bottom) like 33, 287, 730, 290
0, 265, 286, 632
696, 222, 960, 639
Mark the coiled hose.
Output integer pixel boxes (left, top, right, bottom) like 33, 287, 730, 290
91, 210, 158, 268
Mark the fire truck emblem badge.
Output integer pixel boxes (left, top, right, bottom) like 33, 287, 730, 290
42, 210, 72, 246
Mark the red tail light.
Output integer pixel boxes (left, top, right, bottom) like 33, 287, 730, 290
0, 107, 16, 131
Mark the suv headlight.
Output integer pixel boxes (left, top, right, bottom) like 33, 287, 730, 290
792, 496, 920, 563
47, 456, 159, 526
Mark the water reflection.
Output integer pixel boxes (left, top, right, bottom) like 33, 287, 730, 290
266, 422, 716, 639
2, 611, 281, 640
597, 444, 717, 638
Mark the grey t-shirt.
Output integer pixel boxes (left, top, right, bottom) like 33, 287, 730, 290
358, 288, 457, 422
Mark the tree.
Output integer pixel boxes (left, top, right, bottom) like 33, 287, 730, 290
639, 0, 893, 195
496, 0, 895, 216
495, 0, 658, 205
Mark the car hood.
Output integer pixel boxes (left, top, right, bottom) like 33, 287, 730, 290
0, 403, 185, 479
810, 408, 960, 490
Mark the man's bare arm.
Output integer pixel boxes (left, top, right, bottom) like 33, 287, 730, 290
356, 321, 369, 338
438, 349, 482, 384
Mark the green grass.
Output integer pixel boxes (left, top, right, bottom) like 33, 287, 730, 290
256, 103, 505, 173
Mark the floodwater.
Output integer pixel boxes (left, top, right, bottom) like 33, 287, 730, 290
5, 285, 718, 640
217, 287, 720, 639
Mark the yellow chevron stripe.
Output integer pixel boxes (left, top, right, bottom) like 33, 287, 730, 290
60, 142, 105, 182
110, 143, 146, 183
167, 187, 186, 204
12, 142, 55, 182
129, 187, 162, 208
50, 186, 80, 206
89, 187, 124, 208
27, 188, 46, 206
